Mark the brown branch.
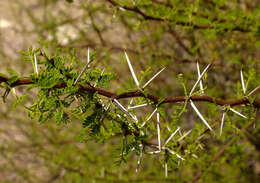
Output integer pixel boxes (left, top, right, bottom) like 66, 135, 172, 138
106, 0, 250, 32
0, 76, 259, 108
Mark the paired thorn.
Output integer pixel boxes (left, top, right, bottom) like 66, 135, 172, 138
189, 64, 211, 96
125, 51, 165, 90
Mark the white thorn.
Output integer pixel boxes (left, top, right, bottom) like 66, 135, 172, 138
34, 54, 38, 74
240, 70, 246, 94
192, 154, 198, 159
128, 103, 151, 109
220, 112, 226, 136
189, 64, 211, 96
178, 128, 183, 136
157, 112, 161, 151
124, 51, 139, 87
166, 148, 185, 161
165, 161, 168, 178
127, 98, 134, 109
177, 129, 192, 141
87, 47, 90, 68
142, 68, 165, 89
113, 99, 138, 122
167, 125, 171, 132
119, 7, 126, 11
74, 48, 91, 85
229, 107, 247, 119
190, 100, 213, 131
141, 108, 157, 128
136, 144, 143, 172
197, 134, 205, 140
247, 85, 260, 97
164, 127, 180, 146
147, 150, 161, 154
196, 62, 204, 94
198, 144, 204, 150
11, 88, 17, 98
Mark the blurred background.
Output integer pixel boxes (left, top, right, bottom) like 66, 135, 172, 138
0, 0, 259, 182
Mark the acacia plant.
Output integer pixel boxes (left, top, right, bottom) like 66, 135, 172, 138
0, 0, 260, 182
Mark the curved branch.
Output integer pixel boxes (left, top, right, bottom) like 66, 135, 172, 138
1, 76, 259, 108
106, 0, 250, 32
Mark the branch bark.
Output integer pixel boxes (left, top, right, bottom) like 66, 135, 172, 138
1, 76, 259, 108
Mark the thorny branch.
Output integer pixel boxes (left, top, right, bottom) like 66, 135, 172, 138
0, 76, 259, 108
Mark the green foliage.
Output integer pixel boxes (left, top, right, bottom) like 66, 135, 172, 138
0, 0, 259, 182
